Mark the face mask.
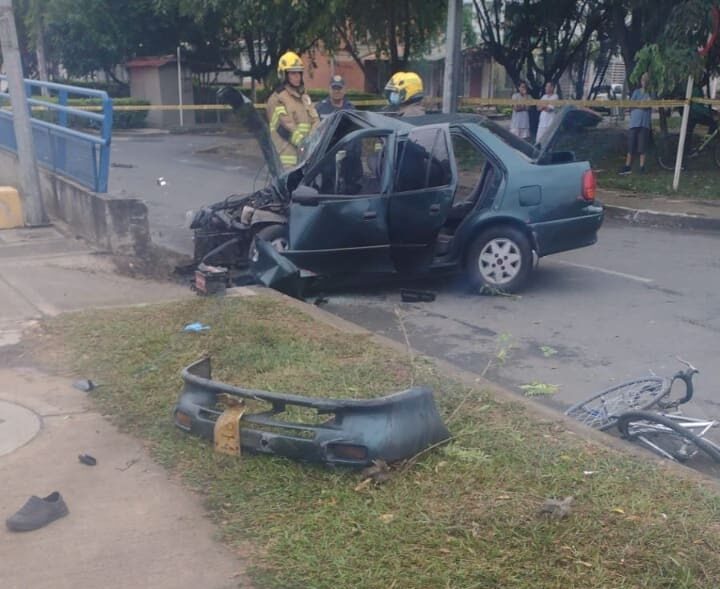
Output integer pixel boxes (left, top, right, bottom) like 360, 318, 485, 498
389, 92, 401, 106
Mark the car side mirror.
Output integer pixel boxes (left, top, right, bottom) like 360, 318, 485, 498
292, 184, 320, 204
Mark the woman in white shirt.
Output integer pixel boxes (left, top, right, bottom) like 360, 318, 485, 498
510, 81, 530, 139
536, 81, 559, 143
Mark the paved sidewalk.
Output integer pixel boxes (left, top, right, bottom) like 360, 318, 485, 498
0, 227, 251, 589
599, 188, 720, 232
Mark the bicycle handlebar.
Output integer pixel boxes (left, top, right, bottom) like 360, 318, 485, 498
663, 361, 699, 407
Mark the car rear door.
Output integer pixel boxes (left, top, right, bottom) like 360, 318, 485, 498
388, 125, 456, 267
281, 128, 396, 274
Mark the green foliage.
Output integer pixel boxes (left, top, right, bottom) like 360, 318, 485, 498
472, 0, 606, 97
32, 97, 150, 129
631, 0, 720, 96
520, 381, 559, 396
331, 0, 446, 75
61, 80, 130, 98
109, 98, 151, 128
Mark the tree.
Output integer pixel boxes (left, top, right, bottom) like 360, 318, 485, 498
329, 0, 446, 80
40, 0, 186, 81
604, 0, 682, 80
631, 0, 720, 94
159, 0, 335, 83
471, 0, 606, 97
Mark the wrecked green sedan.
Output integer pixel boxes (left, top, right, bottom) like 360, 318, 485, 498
191, 90, 603, 293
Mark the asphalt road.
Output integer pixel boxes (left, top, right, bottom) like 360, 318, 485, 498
318, 221, 720, 421
109, 132, 720, 422
109, 132, 264, 255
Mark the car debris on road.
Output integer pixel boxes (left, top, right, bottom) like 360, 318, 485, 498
173, 357, 450, 467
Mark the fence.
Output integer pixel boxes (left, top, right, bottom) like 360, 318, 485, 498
0, 78, 112, 193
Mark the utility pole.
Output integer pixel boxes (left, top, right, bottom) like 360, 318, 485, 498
0, 0, 47, 225
176, 46, 184, 127
442, 0, 463, 114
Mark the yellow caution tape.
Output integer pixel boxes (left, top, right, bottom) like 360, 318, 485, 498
16, 97, 720, 113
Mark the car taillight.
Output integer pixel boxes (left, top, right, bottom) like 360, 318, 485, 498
174, 410, 193, 430
326, 443, 368, 462
582, 169, 597, 202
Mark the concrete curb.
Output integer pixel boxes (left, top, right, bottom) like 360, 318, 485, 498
253, 285, 720, 490
604, 204, 720, 233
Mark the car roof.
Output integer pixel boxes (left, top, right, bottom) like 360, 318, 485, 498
338, 110, 539, 162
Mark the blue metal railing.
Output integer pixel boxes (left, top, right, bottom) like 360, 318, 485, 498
0, 78, 112, 192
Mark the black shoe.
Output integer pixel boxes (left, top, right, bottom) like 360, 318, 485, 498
639, 166, 645, 174
6, 492, 69, 532
618, 165, 631, 176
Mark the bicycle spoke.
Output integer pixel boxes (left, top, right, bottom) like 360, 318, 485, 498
565, 377, 669, 430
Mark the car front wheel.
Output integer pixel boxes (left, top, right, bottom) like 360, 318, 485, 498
249, 224, 289, 263
465, 226, 533, 294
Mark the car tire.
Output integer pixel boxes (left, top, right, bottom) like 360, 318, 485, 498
249, 224, 289, 262
465, 226, 533, 294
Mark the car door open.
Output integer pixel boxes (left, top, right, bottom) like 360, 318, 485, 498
389, 124, 456, 269
281, 128, 396, 275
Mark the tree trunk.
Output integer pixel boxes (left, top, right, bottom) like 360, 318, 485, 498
35, 20, 49, 97
334, 25, 367, 78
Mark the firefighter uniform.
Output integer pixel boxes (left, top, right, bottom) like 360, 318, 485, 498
267, 51, 319, 169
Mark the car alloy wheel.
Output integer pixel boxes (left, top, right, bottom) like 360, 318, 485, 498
466, 226, 532, 293
479, 237, 522, 285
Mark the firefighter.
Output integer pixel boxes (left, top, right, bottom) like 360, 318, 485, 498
384, 72, 426, 117
267, 51, 320, 169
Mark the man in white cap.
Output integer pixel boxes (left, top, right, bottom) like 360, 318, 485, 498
316, 74, 355, 118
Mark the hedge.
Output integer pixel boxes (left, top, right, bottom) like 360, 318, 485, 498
31, 97, 150, 129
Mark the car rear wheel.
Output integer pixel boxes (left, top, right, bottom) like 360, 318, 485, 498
249, 224, 289, 262
465, 226, 532, 294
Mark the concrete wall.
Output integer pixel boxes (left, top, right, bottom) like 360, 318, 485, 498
129, 65, 195, 128
0, 149, 150, 257
129, 68, 164, 128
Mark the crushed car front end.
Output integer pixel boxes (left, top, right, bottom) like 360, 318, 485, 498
173, 357, 451, 466
190, 184, 289, 268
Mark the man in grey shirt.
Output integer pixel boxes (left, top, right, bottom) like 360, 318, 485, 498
619, 73, 652, 175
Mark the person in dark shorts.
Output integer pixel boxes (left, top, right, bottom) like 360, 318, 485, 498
619, 72, 652, 175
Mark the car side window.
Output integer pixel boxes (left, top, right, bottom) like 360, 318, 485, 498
395, 128, 452, 192
450, 133, 488, 204
305, 135, 387, 196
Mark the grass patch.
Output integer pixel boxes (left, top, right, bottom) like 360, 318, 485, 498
34, 295, 720, 588
590, 126, 720, 200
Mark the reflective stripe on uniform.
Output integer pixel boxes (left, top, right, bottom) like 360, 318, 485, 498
270, 106, 288, 131
290, 128, 305, 146
280, 154, 298, 167
290, 123, 312, 145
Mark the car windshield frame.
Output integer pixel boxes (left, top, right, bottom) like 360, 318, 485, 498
297, 116, 333, 166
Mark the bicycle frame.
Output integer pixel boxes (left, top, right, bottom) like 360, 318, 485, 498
624, 413, 720, 461
690, 127, 719, 157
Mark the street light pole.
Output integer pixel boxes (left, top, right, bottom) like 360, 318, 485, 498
177, 45, 184, 127
442, 0, 463, 114
0, 0, 46, 225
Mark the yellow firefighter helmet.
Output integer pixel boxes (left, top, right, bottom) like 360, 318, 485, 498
384, 72, 424, 105
277, 51, 305, 76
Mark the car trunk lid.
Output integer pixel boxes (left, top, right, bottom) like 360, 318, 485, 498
534, 106, 602, 165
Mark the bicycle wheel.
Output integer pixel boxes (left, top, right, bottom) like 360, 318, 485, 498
616, 411, 720, 464
564, 377, 670, 431
656, 134, 680, 171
